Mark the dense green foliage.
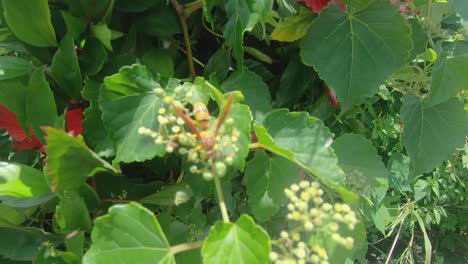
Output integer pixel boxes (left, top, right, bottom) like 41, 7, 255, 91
0, 0, 467, 263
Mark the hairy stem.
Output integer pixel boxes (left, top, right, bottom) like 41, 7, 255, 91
170, 240, 204, 255
214, 172, 230, 222
170, 0, 196, 78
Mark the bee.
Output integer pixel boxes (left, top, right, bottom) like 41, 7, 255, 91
170, 95, 234, 152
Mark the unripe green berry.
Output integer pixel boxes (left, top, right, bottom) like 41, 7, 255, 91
203, 171, 213, 181
214, 161, 227, 177
153, 88, 166, 97
225, 156, 233, 165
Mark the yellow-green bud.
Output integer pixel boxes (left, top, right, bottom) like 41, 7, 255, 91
158, 107, 167, 114
163, 96, 173, 104
280, 231, 289, 239
172, 126, 181, 133
202, 171, 213, 181
153, 88, 165, 97
225, 156, 234, 166
225, 118, 234, 126
166, 145, 174, 153
189, 165, 198, 173
215, 161, 227, 177
174, 86, 183, 94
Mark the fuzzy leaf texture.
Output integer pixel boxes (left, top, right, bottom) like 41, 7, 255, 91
300, 0, 412, 112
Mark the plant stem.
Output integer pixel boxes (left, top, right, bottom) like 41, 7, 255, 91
170, 240, 204, 255
170, 0, 197, 79
101, 198, 134, 203
384, 218, 405, 264
184, 0, 204, 17
213, 174, 230, 222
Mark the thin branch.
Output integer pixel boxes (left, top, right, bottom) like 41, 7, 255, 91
170, 241, 204, 255
170, 0, 197, 78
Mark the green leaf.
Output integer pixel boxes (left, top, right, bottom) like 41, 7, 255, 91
26, 67, 58, 142
226, 103, 253, 170
401, 95, 468, 175
34, 244, 80, 264
136, 3, 180, 38
61, 12, 87, 41
222, 69, 271, 123
300, 1, 412, 112
67, 0, 114, 23
204, 48, 231, 82
140, 182, 193, 206
45, 127, 117, 193
224, 0, 270, 68
79, 37, 108, 76
0, 56, 33, 80
427, 54, 468, 106
387, 153, 412, 192
90, 23, 113, 51
271, 7, 313, 42
254, 109, 355, 202
0, 227, 61, 261
83, 202, 175, 264
277, 55, 315, 107
332, 134, 388, 201
99, 64, 165, 163
449, 0, 468, 21
82, 80, 115, 157
3, 0, 57, 47
141, 48, 174, 78
55, 189, 92, 232
52, 34, 82, 100
0, 162, 50, 198
340, 0, 372, 10
203, 0, 222, 23
0, 78, 29, 133
245, 151, 300, 221
202, 214, 270, 263
414, 179, 429, 202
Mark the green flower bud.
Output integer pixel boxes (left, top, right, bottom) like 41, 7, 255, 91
153, 88, 166, 97
202, 171, 213, 181
214, 161, 227, 177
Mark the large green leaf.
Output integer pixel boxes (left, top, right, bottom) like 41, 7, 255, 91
2, 0, 57, 47
300, 0, 412, 112
90, 23, 113, 51
141, 48, 174, 78
401, 95, 468, 175
99, 64, 165, 163
67, 0, 114, 23
45, 128, 116, 193
224, 103, 253, 170
332, 134, 388, 201
0, 56, 33, 80
82, 80, 114, 157
277, 55, 315, 107
83, 202, 175, 264
224, 0, 270, 68
204, 48, 231, 81
0, 204, 33, 227
0, 77, 30, 133
26, 67, 58, 142
136, 3, 180, 38
254, 109, 355, 201
79, 37, 108, 76
271, 7, 313, 42
202, 214, 270, 263
222, 69, 271, 123
52, 34, 82, 100
0, 162, 50, 198
245, 151, 300, 221
427, 54, 468, 106
0, 227, 61, 261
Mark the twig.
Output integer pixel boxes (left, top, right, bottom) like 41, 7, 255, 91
170, 240, 204, 255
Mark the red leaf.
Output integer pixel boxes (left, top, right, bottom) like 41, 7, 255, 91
326, 87, 339, 108
0, 104, 43, 151
66, 107, 84, 136
297, 0, 346, 13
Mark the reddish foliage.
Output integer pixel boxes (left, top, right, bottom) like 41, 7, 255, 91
297, 0, 346, 13
0, 105, 43, 151
0, 103, 84, 152
326, 87, 339, 108
66, 107, 84, 137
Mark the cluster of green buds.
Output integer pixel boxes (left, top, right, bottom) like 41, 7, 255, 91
270, 181, 358, 264
138, 86, 240, 181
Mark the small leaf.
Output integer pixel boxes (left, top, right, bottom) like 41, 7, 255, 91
300, 1, 412, 112
115, 0, 156, 12
141, 183, 193, 206
90, 24, 113, 51
271, 7, 313, 42
202, 214, 270, 263
45, 127, 116, 193
67, 0, 114, 23
136, 3, 180, 38
82, 80, 115, 157
245, 151, 300, 221
204, 48, 232, 82
387, 153, 412, 192
332, 134, 388, 202
83, 202, 175, 264
141, 48, 174, 78
55, 189, 92, 232
0, 204, 33, 227
99, 64, 164, 163
0, 227, 62, 261
0, 56, 33, 80
224, 0, 271, 67
52, 34, 82, 100
277, 55, 315, 106
79, 37, 108, 76
225, 103, 252, 170
3, 0, 57, 47
222, 69, 271, 123
26, 67, 58, 142
401, 95, 468, 175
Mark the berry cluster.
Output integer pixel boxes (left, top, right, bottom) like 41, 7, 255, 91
270, 181, 358, 264
139, 86, 240, 181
